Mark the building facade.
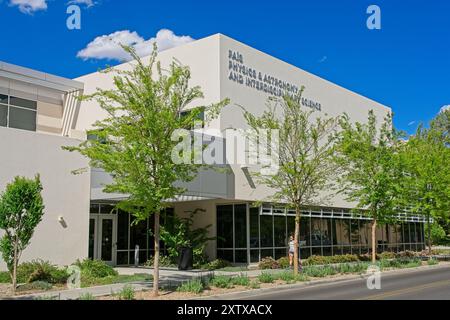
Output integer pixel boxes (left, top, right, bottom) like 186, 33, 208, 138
0, 34, 425, 270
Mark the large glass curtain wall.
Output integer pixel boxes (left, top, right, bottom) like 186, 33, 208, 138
216, 204, 426, 263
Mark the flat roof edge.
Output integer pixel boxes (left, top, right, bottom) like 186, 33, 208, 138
0, 61, 84, 92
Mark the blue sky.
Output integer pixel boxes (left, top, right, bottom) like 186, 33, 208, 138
0, 0, 448, 132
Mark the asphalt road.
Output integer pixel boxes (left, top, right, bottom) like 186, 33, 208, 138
237, 265, 450, 300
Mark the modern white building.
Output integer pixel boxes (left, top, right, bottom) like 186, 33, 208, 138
0, 34, 425, 270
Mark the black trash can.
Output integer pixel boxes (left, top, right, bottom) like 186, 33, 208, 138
178, 246, 193, 270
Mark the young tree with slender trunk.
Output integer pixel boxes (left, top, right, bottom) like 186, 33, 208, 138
242, 89, 340, 275
398, 124, 450, 255
65, 46, 227, 296
335, 110, 401, 263
0, 175, 45, 293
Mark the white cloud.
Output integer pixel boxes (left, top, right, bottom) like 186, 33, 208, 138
77, 29, 195, 62
407, 121, 416, 126
9, 0, 47, 14
68, 0, 95, 8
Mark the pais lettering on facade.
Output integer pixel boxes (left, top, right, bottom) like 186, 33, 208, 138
228, 49, 322, 111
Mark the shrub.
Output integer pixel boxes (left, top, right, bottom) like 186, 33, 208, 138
231, 274, 250, 286
17, 281, 52, 292
145, 255, 176, 268
248, 280, 260, 289
258, 272, 275, 283
177, 279, 204, 294
303, 265, 337, 278
16, 260, 68, 284
0, 272, 11, 283
427, 258, 439, 266
303, 255, 329, 266
397, 251, 417, 258
258, 257, 279, 270
79, 293, 95, 300
210, 275, 233, 289
117, 285, 135, 300
294, 273, 309, 282
74, 259, 118, 278
276, 257, 290, 269
278, 271, 296, 283
379, 251, 396, 260
203, 259, 231, 271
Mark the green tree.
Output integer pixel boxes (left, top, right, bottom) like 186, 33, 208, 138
335, 110, 401, 263
242, 89, 340, 274
0, 175, 45, 293
398, 124, 450, 254
65, 46, 227, 296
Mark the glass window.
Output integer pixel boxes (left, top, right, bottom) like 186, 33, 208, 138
250, 249, 260, 263
260, 215, 273, 248
100, 204, 115, 214
0, 105, 7, 127
310, 218, 322, 247
8, 106, 36, 131
0, 94, 8, 104
274, 215, 286, 247
117, 210, 129, 250
130, 216, 148, 250
9, 96, 37, 110
234, 204, 247, 248
88, 218, 95, 259
217, 205, 233, 248
300, 217, 311, 247
250, 207, 259, 248
322, 218, 332, 246
90, 203, 100, 214
350, 220, 360, 245
336, 219, 350, 246
235, 250, 247, 263
217, 250, 233, 262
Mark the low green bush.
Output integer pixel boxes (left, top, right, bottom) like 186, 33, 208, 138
295, 273, 310, 282
276, 257, 290, 269
203, 259, 232, 270
177, 279, 204, 294
210, 275, 234, 288
231, 274, 250, 286
303, 265, 338, 278
248, 280, 260, 289
258, 257, 279, 270
117, 285, 135, 300
79, 293, 95, 300
16, 260, 68, 284
0, 272, 11, 283
379, 251, 396, 260
17, 281, 52, 292
145, 255, 176, 268
74, 259, 118, 278
427, 258, 439, 266
258, 272, 275, 283
278, 271, 296, 283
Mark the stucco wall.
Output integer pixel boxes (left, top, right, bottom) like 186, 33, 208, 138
0, 127, 90, 271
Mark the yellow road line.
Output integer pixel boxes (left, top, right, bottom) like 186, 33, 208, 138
359, 279, 450, 300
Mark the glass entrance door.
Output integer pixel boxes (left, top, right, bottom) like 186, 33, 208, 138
89, 215, 117, 265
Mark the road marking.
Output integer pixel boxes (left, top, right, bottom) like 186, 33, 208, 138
359, 279, 450, 300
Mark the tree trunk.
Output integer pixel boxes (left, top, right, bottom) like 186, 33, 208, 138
153, 212, 160, 297
12, 240, 18, 294
371, 219, 377, 264
293, 206, 301, 275
427, 211, 432, 256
